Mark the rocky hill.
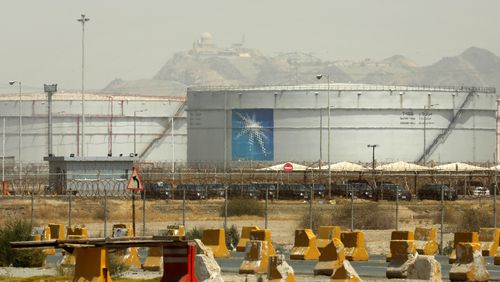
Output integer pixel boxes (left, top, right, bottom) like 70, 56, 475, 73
102, 36, 500, 96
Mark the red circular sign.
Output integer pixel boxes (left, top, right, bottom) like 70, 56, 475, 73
283, 162, 293, 173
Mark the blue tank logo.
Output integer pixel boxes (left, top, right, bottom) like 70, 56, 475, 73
232, 109, 274, 161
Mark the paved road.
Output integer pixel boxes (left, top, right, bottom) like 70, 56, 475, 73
216, 252, 500, 280
47, 250, 500, 280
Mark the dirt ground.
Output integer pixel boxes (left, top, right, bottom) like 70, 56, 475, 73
0, 197, 495, 255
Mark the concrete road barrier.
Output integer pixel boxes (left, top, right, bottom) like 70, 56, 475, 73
239, 240, 269, 274
250, 229, 276, 256
479, 227, 500, 257
449, 232, 479, 264
449, 242, 489, 281
414, 227, 438, 256
317, 226, 341, 254
341, 231, 369, 261
60, 226, 89, 266
386, 240, 417, 279
202, 228, 230, 258
73, 247, 111, 282
406, 255, 442, 281
314, 238, 345, 276
111, 223, 141, 269
193, 239, 223, 282
290, 229, 321, 260
144, 225, 187, 271
268, 254, 296, 282
43, 224, 65, 256
386, 230, 414, 262
237, 226, 260, 252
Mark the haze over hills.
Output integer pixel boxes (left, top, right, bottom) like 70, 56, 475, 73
103, 33, 500, 96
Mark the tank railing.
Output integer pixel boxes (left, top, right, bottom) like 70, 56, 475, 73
188, 84, 496, 94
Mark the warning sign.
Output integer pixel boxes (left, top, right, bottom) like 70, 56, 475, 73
127, 165, 144, 191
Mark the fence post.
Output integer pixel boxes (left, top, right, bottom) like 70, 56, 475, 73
351, 185, 354, 231
224, 185, 228, 230
494, 172, 497, 228
440, 185, 444, 254
30, 186, 34, 229
182, 185, 186, 227
104, 188, 107, 238
265, 184, 268, 229
68, 182, 72, 228
396, 187, 399, 231
143, 186, 146, 236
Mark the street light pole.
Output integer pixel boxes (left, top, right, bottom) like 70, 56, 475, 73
77, 14, 90, 157
367, 144, 378, 170
316, 74, 331, 198
9, 81, 22, 183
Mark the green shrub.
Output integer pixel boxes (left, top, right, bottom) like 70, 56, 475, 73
0, 218, 46, 267
108, 253, 127, 278
441, 240, 454, 256
225, 224, 240, 250
186, 227, 204, 240
221, 199, 264, 217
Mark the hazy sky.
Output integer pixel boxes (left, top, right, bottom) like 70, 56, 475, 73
1, 0, 500, 92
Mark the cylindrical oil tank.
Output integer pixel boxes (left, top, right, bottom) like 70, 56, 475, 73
0, 93, 187, 163
186, 84, 497, 165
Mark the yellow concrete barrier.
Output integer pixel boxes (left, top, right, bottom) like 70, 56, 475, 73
202, 228, 230, 258
237, 226, 260, 252
290, 229, 320, 260
340, 231, 369, 261
414, 227, 438, 256
317, 226, 341, 254
479, 227, 500, 257
239, 240, 269, 274
112, 223, 141, 269
268, 254, 296, 282
386, 240, 417, 279
386, 230, 414, 262
42, 224, 65, 256
449, 232, 479, 264
73, 247, 112, 282
449, 242, 489, 281
143, 225, 186, 271
60, 226, 89, 266
314, 238, 345, 276
158, 224, 186, 237
250, 229, 276, 256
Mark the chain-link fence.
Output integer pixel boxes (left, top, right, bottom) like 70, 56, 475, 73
1, 169, 498, 255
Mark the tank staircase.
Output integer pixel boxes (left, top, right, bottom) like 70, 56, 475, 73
139, 100, 186, 159
416, 89, 476, 163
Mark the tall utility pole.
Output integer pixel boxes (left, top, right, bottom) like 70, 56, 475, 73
8, 81, 22, 183
316, 74, 331, 198
44, 84, 58, 157
77, 14, 90, 157
367, 144, 378, 170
